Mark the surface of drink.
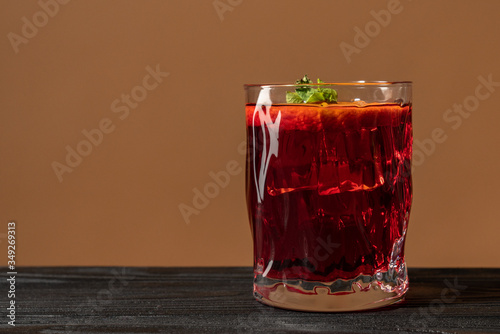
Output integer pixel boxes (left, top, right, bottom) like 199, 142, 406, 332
246, 102, 412, 310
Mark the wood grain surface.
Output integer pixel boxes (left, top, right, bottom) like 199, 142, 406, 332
1, 267, 499, 333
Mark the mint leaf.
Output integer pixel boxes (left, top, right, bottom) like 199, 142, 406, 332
295, 75, 313, 101
296, 75, 313, 85
317, 87, 337, 103
287, 75, 338, 104
296, 89, 313, 102
305, 91, 325, 103
316, 78, 337, 103
286, 92, 304, 103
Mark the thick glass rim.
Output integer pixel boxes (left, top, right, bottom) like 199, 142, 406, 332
244, 81, 412, 89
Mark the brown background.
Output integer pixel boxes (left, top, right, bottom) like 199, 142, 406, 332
1, 0, 499, 267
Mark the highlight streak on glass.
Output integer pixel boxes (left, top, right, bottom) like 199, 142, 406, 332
252, 87, 281, 203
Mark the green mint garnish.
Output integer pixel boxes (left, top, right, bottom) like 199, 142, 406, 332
286, 75, 338, 104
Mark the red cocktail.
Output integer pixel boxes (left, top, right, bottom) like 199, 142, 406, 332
245, 79, 412, 311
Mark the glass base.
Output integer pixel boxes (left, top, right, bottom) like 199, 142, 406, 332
253, 269, 408, 312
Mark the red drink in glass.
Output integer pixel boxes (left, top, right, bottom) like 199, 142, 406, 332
245, 83, 412, 311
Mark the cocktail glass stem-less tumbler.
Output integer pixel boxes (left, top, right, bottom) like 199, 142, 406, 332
245, 81, 412, 312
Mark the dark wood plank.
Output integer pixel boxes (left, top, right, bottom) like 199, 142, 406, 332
1, 267, 499, 333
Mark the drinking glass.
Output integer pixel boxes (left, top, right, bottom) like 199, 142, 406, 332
244, 81, 412, 311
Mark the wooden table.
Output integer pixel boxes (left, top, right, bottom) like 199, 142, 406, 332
3, 267, 500, 333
